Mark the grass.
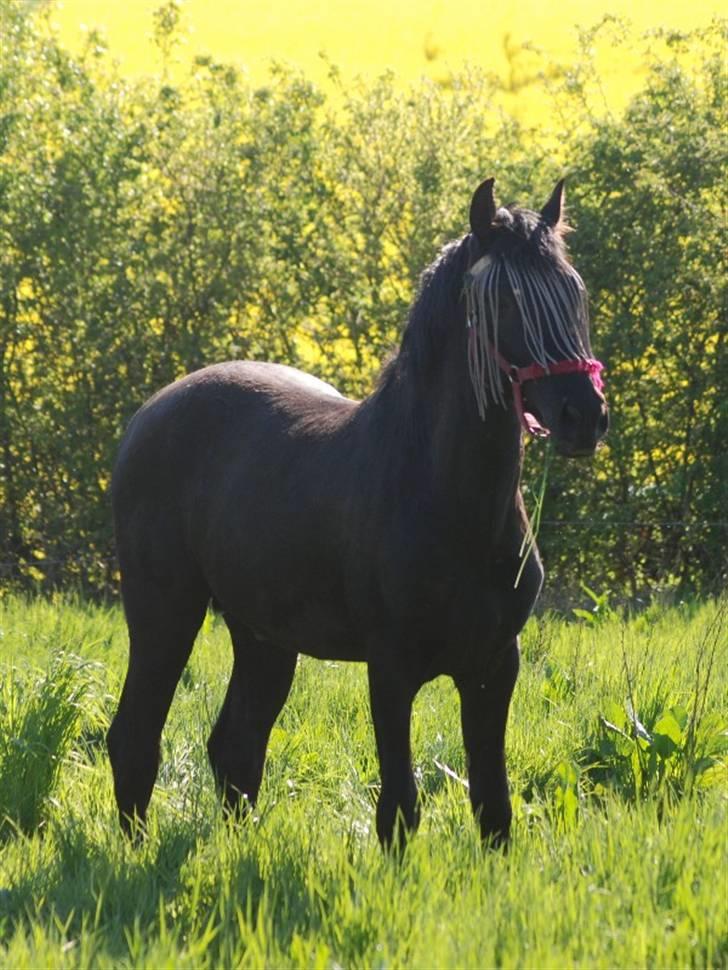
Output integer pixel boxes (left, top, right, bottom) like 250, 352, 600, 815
0, 593, 725, 967
0, 658, 87, 838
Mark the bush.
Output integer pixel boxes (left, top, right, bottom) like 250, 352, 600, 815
0, 2, 725, 599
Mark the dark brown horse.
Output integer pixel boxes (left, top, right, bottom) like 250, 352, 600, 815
107, 178, 608, 847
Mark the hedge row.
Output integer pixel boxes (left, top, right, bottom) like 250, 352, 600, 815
0, 3, 725, 599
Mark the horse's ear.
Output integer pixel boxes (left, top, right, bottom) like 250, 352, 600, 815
469, 177, 496, 243
541, 178, 565, 228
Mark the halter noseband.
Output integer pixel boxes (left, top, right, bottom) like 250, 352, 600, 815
489, 346, 605, 438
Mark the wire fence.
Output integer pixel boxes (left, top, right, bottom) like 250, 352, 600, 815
0, 519, 726, 575
0, 555, 116, 573
539, 521, 728, 528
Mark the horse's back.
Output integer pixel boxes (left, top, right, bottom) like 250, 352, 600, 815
112, 361, 363, 652
120, 361, 346, 439
113, 360, 355, 518
115, 359, 350, 469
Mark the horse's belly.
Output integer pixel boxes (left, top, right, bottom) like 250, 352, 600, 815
259, 607, 368, 662
209, 562, 367, 661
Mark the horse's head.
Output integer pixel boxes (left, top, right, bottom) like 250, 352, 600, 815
466, 178, 608, 457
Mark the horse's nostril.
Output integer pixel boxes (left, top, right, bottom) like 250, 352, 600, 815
562, 402, 582, 426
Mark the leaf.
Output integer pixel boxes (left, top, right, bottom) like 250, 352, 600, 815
600, 716, 630, 741
651, 732, 677, 759
670, 705, 689, 731
572, 608, 595, 623
692, 756, 717, 776
554, 759, 579, 789
560, 785, 579, 829
706, 730, 728, 757
652, 711, 683, 746
604, 701, 627, 731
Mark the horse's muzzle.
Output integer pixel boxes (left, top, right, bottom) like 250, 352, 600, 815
553, 398, 609, 457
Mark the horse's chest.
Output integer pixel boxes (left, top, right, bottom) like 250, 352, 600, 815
401, 548, 543, 677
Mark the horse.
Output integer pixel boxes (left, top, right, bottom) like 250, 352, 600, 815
107, 177, 608, 848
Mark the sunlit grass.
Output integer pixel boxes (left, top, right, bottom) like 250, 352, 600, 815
0, 595, 725, 966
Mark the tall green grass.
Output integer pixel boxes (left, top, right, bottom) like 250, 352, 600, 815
0, 595, 725, 967
0, 658, 87, 837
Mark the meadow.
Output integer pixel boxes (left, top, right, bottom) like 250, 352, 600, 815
0, 594, 725, 967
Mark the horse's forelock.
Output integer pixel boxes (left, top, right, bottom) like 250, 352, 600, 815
465, 228, 592, 418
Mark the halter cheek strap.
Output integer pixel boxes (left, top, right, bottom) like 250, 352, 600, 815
488, 341, 605, 438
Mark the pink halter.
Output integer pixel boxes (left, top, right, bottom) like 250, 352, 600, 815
489, 343, 605, 438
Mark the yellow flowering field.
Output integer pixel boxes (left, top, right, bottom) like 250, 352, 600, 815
52, 0, 723, 117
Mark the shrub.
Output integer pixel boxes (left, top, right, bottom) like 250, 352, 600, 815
0, 2, 725, 599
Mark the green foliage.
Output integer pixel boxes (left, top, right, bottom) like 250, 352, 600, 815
0, 656, 88, 836
533, 19, 728, 600
0, 594, 725, 966
582, 700, 727, 801
549, 758, 581, 831
572, 583, 616, 624
0, 2, 725, 599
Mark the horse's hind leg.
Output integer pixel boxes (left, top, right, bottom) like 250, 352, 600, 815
207, 617, 297, 815
107, 576, 208, 835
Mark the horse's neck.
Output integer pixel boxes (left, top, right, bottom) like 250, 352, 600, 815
428, 382, 525, 537
361, 363, 525, 544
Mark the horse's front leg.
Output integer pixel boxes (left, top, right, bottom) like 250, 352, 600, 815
455, 638, 520, 847
368, 661, 420, 850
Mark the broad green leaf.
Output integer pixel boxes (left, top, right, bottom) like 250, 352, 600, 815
653, 712, 683, 746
